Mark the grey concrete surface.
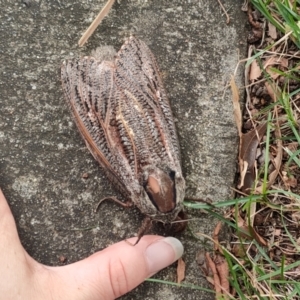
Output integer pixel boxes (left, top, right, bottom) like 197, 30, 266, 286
0, 0, 247, 299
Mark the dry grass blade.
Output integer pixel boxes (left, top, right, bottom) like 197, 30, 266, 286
264, 81, 281, 102
217, 0, 230, 24
268, 22, 277, 39
249, 59, 261, 81
79, 0, 115, 47
235, 212, 268, 246
196, 224, 231, 298
230, 76, 242, 138
205, 253, 222, 297
214, 253, 230, 297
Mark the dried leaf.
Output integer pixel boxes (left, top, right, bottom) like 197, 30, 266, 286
263, 56, 277, 69
236, 211, 268, 246
249, 59, 261, 81
238, 223, 268, 246
264, 56, 288, 79
239, 123, 267, 192
214, 254, 230, 295
265, 81, 279, 101
249, 225, 268, 246
267, 68, 280, 80
274, 229, 281, 236
279, 58, 288, 68
232, 243, 248, 257
293, 212, 300, 223
268, 21, 277, 39
205, 253, 222, 296
283, 173, 297, 188
237, 223, 253, 240
286, 142, 299, 152
264, 56, 288, 69
237, 213, 245, 228
177, 258, 186, 284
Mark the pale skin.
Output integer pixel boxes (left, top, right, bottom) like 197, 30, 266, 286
0, 189, 183, 300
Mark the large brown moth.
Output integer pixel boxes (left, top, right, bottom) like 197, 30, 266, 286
61, 36, 185, 242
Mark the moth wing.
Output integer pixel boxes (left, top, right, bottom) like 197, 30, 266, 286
114, 37, 182, 171
61, 57, 135, 197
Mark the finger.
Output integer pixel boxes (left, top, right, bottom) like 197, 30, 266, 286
46, 235, 184, 299
0, 188, 41, 299
0, 188, 13, 218
0, 188, 20, 241
0, 188, 32, 260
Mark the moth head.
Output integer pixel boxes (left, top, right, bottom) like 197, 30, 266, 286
144, 168, 177, 213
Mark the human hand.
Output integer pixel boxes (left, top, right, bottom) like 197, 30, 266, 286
0, 189, 183, 299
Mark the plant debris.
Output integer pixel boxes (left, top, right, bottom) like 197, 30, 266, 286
228, 1, 300, 298
177, 258, 186, 284
197, 222, 230, 299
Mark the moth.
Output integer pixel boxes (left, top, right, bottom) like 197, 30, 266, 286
61, 36, 185, 242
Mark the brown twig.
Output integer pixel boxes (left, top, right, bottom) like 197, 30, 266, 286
79, 0, 115, 47
217, 0, 230, 24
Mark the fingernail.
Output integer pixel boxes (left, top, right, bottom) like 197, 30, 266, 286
145, 237, 184, 275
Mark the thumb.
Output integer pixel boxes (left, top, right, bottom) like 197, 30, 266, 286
47, 235, 184, 299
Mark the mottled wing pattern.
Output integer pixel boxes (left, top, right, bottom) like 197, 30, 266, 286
114, 38, 181, 173
61, 37, 183, 208
61, 57, 134, 197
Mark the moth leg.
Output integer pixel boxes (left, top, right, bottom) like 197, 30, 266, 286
95, 196, 133, 213
134, 217, 152, 245
171, 210, 188, 233
124, 217, 152, 246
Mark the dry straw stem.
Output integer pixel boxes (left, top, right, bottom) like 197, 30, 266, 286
79, 0, 115, 47
230, 76, 242, 138
78, 0, 236, 46
217, 0, 230, 24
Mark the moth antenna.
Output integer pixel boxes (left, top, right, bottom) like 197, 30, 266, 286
79, 0, 116, 47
